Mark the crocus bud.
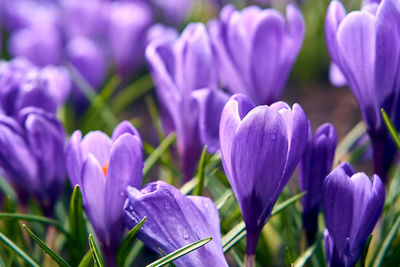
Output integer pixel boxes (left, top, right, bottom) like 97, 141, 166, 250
146, 22, 229, 180
299, 122, 337, 244
105, 1, 152, 76
208, 4, 305, 105
0, 107, 66, 215
323, 162, 385, 267
219, 94, 308, 259
325, 0, 400, 182
65, 121, 143, 266
123, 180, 228, 267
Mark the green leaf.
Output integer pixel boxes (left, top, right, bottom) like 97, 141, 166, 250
285, 247, 293, 267
77, 251, 92, 267
359, 234, 372, 267
22, 224, 71, 267
215, 189, 233, 210
372, 212, 400, 267
145, 94, 165, 141
293, 233, 323, 267
143, 133, 176, 177
146, 237, 212, 267
117, 216, 146, 267
222, 192, 306, 252
111, 74, 153, 114
0, 232, 40, 267
381, 108, 400, 151
335, 122, 366, 163
193, 146, 208, 196
89, 234, 104, 267
0, 213, 67, 234
67, 185, 87, 263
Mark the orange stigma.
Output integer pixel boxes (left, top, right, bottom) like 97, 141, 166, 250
102, 161, 109, 176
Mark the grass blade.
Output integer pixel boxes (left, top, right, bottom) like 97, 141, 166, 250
293, 233, 323, 267
0, 213, 67, 234
0, 232, 40, 267
117, 216, 146, 267
193, 146, 208, 196
89, 234, 104, 267
146, 237, 212, 267
77, 251, 92, 267
22, 224, 71, 267
222, 192, 306, 252
143, 133, 176, 177
372, 213, 400, 267
68, 185, 87, 263
111, 74, 154, 114
381, 108, 400, 151
335, 122, 366, 163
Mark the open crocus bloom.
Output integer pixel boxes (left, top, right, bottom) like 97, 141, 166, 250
65, 121, 143, 263
124, 180, 228, 267
219, 94, 308, 257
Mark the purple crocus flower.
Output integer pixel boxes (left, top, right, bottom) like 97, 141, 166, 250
323, 162, 385, 267
325, 0, 400, 182
0, 58, 71, 116
65, 121, 143, 266
146, 22, 230, 180
219, 94, 308, 263
0, 107, 66, 215
299, 122, 337, 245
105, 1, 153, 76
208, 4, 305, 105
123, 180, 228, 267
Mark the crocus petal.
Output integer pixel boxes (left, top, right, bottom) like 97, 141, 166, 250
111, 120, 141, 143
124, 181, 228, 267
219, 94, 255, 178
80, 131, 112, 167
82, 154, 106, 244
192, 88, 230, 153
323, 162, 355, 251
329, 62, 347, 87
104, 134, 143, 246
336, 11, 378, 129
231, 105, 288, 231
65, 130, 83, 187
325, 0, 347, 64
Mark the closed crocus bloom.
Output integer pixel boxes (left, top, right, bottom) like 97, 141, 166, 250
299, 122, 337, 244
323, 162, 385, 267
106, 1, 152, 76
208, 4, 305, 105
8, 25, 62, 67
325, 0, 400, 182
65, 121, 143, 266
219, 94, 308, 263
147, 22, 229, 180
123, 180, 228, 267
0, 107, 66, 215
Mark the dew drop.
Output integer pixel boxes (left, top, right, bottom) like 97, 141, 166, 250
183, 230, 189, 240
164, 202, 171, 210
270, 133, 277, 140
119, 191, 125, 197
204, 200, 209, 208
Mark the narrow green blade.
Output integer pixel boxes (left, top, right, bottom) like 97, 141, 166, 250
89, 234, 104, 267
293, 233, 323, 267
77, 251, 92, 267
146, 237, 212, 267
22, 224, 71, 267
193, 146, 208, 196
68, 185, 87, 260
117, 216, 146, 267
143, 133, 176, 177
381, 108, 400, 151
372, 213, 400, 267
222, 191, 306, 252
0, 213, 67, 234
0, 232, 40, 267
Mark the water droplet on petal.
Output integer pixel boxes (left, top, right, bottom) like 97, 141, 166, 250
270, 133, 277, 140
164, 202, 171, 210
183, 230, 189, 240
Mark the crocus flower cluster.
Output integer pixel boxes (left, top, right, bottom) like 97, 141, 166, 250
300, 122, 337, 244
325, 0, 400, 181
208, 4, 305, 105
146, 23, 229, 180
219, 94, 308, 262
0, 107, 66, 215
65, 121, 143, 266
0, 57, 71, 116
124, 181, 228, 266
323, 162, 385, 267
